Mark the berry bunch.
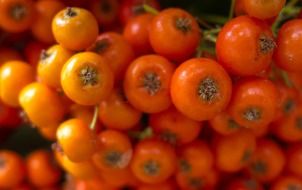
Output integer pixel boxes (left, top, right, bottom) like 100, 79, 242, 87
0, 0, 302, 189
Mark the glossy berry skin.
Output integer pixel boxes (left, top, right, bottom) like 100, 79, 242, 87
216, 16, 275, 76
56, 118, 97, 162
99, 88, 142, 130
176, 140, 214, 190
273, 83, 298, 122
274, 19, 302, 71
0, 61, 35, 107
209, 112, 241, 136
52, 7, 98, 51
31, 0, 65, 44
149, 8, 201, 62
55, 151, 99, 180
123, 13, 154, 56
38, 124, 58, 141
19, 82, 66, 128
228, 78, 279, 129
273, 107, 302, 142
87, 32, 135, 82
118, 0, 160, 26
243, 0, 285, 19
124, 54, 175, 113
101, 167, 140, 188
171, 58, 232, 121
69, 104, 95, 126
0, 151, 26, 189
149, 106, 202, 145
38, 44, 73, 89
61, 52, 114, 105
131, 139, 176, 184
89, 0, 119, 26
92, 130, 132, 172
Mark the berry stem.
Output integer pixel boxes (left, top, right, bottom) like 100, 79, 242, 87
199, 14, 228, 25
204, 34, 217, 43
203, 27, 220, 43
203, 28, 221, 36
89, 105, 99, 131
281, 70, 294, 88
271, 64, 294, 88
196, 46, 203, 58
272, 0, 300, 36
196, 28, 220, 57
228, 0, 236, 20
128, 127, 153, 140
196, 41, 216, 57
143, 4, 159, 15
196, 18, 213, 29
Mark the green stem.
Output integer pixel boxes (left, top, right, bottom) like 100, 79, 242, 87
196, 48, 203, 58
281, 70, 294, 88
204, 34, 217, 43
143, 4, 159, 15
203, 28, 221, 36
199, 14, 228, 25
272, 0, 301, 35
196, 18, 213, 29
128, 127, 153, 140
203, 27, 221, 43
196, 35, 217, 57
195, 28, 220, 57
229, 0, 236, 20
89, 106, 99, 131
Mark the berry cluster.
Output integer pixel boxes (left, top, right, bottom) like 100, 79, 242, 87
0, 0, 302, 189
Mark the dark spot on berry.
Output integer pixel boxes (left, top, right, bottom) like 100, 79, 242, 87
188, 177, 204, 189
78, 65, 99, 86
198, 77, 219, 103
104, 151, 122, 167
243, 107, 261, 121
283, 99, 296, 114
141, 72, 161, 96
143, 160, 160, 176
90, 39, 110, 54
228, 119, 241, 129
10, 4, 27, 21
159, 131, 178, 145
241, 149, 252, 163
251, 160, 267, 174
40, 49, 51, 61
175, 17, 192, 34
65, 7, 77, 18
179, 159, 191, 173
259, 34, 276, 54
